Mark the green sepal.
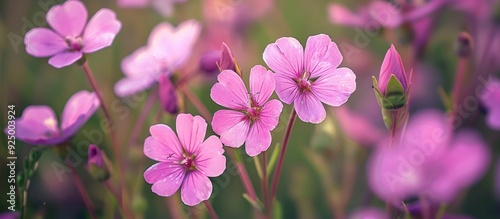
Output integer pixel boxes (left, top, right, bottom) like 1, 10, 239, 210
87, 163, 111, 182
383, 74, 407, 109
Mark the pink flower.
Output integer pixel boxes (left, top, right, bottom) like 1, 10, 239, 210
210, 65, 283, 156
117, 0, 186, 17
24, 1, 121, 68
378, 45, 408, 94
114, 20, 201, 97
480, 78, 500, 130
143, 114, 226, 206
263, 34, 356, 124
8, 91, 100, 145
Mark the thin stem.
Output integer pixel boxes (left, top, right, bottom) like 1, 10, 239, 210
269, 109, 297, 211
81, 62, 131, 218
68, 166, 97, 219
179, 85, 212, 122
203, 201, 219, 219
166, 197, 185, 219
227, 149, 258, 201
128, 90, 158, 148
104, 180, 134, 218
450, 57, 467, 126
261, 151, 269, 213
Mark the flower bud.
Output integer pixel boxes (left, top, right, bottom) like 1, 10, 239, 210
86, 144, 110, 182
158, 74, 179, 114
455, 32, 473, 57
218, 42, 242, 77
200, 50, 220, 75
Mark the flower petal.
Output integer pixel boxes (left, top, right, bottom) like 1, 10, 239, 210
304, 34, 343, 78
195, 135, 226, 177
82, 9, 122, 53
146, 162, 185, 197
210, 70, 249, 110
60, 91, 100, 138
176, 114, 207, 154
212, 110, 250, 148
294, 93, 326, 124
274, 72, 300, 104
263, 37, 304, 78
14, 106, 61, 145
24, 28, 67, 57
245, 122, 272, 157
114, 75, 157, 97
147, 124, 183, 160
258, 99, 283, 131
311, 67, 356, 107
181, 171, 212, 206
46, 1, 88, 37
48, 51, 83, 68
486, 109, 500, 130
328, 3, 370, 27
249, 65, 275, 106
117, 0, 149, 7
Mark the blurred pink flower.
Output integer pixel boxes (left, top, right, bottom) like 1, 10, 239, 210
144, 114, 226, 206
332, 106, 384, 147
218, 42, 237, 72
114, 20, 201, 97
378, 44, 408, 94
210, 65, 283, 156
263, 34, 356, 124
158, 74, 179, 114
24, 1, 121, 68
87, 144, 104, 168
117, 0, 186, 17
368, 109, 490, 205
348, 207, 388, 219
9, 91, 99, 145
480, 78, 500, 130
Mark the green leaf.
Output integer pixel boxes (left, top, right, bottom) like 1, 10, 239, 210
267, 143, 280, 177
242, 193, 263, 212
383, 74, 407, 109
253, 156, 263, 180
272, 199, 283, 219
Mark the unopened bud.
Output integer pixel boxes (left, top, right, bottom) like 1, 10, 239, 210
455, 32, 473, 57
158, 74, 179, 114
86, 144, 110, 182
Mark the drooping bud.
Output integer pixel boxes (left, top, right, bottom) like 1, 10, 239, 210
455, 32, 473, 57
158, 74, 179, 114
86, 144, 110, 182
218, 42, 242, 77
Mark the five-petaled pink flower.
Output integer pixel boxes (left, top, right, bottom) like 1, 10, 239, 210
263, 34, 356, 124
8, 91, 100, 145
143, 114, 226, 206
210, 65, 283, 156
24, 1, 121, 68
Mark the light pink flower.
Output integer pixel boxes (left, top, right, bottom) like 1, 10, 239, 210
8, 91, 100, 145
114, 20, 201, 97
210, 65, 283, 156
480, 78, 500, 130
117, 0, 186, 17
263, 34, 356, 124
144, 114, 226, 206
24, 1, 121, 68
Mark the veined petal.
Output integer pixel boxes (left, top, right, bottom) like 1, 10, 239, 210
304, 34, 343, 78
258, 99, 283, 131
274, 72, 300, 104
263, 37, 304, 78
181, 171, 212, 206
212, 110, 250, 148
47, 1, 88, 37
249, 65, 275, 106
176, 114, 207, 154
148, 124, 183, 159
210, 70, 249, 110
82, 9, 122, 53
48, 51, 83, 68
24, 28, 67, 57
294, 93, 326, 124
311, 67, 356, 107
195, 136, 226, 177
245, 122, 272, 157
146, 163, 185, 197
14, 106, 60, 145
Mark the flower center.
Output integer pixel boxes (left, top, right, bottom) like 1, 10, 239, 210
180, 154, 196, 171
65, 36, 83, 51
296, 77, 312, 93
247, 106, 261, 122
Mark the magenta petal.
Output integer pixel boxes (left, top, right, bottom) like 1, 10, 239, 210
245, 122, 272, 157
486, 109, 500, 130
15, 106, 60, 145
378, 45, 408, 93
294, 93, 326, 124
46, 1, 88, 37
263, 37, 304, 78
210, 70, 249, 110
258, 99, 283, 131
328, 3, 368, 27
176, 114, 207, 154
368, 1, 402, 29
212, 110, 250, 148
60, 91, 100, 138
146, 163, 185, 196
82, 9, 121, 53
304, 34, 343, 78
274, 72, 300, 104
148, 124, 183, 160
24, 28, 67, 57
249, 65, 275, 106
181, 171, 212, 206
195, 136, 226, 177
48, 51, 83, 68
311, 67, 356, 107
114, 76, 157, 97
117, 0, 149, 8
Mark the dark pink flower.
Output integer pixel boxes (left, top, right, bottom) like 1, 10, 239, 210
10, 91, 100, 145
24, 1, 121, 68
210, 65, 283, 156
114, 20, 200, 97
332, 106, 384, 146
480, 78, 500, 130
87, 144, 104, 168
263, 34, 356, 124
144, 114, 226, 206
